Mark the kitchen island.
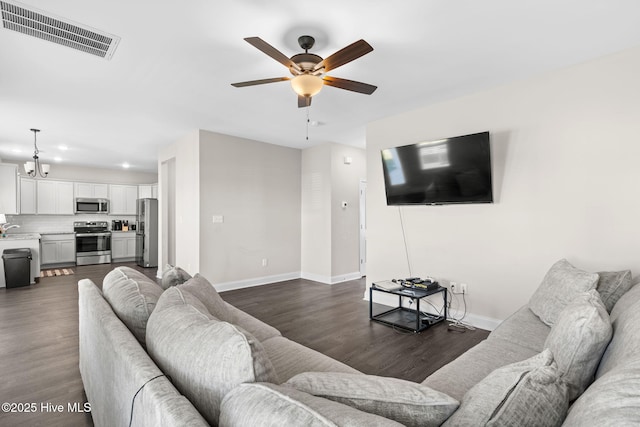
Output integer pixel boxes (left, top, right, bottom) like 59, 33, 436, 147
0, 234, 41, 288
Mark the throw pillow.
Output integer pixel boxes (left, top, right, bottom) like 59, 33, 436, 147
220, 383, 404, 427
286, 372, 459, 427
442, 349, 569, 427
161, 264, 192, 290
102, 266, 163, 347
544, 289, 612, 400
596, 270, 633, 313
146, 287, 278, 425
529, 259, 599, 326
178, 274, 231, 321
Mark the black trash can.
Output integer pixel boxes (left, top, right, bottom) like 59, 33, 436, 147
2, 248, 32, 288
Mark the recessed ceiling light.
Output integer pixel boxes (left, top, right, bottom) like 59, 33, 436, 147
12, 148, 21, 153
53, 156, 62, 162
58, 145, 68, 151
122, 163, 130, 169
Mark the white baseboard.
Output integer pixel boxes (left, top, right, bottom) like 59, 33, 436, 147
364, 287, 502, 331
447, 309, 502, 331
215, 271, 301, 292
301, 271, 362, 285
215, 270, 363, 292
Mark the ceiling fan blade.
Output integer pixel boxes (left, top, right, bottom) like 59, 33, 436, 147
298, 95, 312, 108
322, 76, 377, 95
313, 39, 373, 73
231, 77, 290, 88
244, 37, 301, 73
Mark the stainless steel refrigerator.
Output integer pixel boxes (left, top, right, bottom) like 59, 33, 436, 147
135, 198, 158, 268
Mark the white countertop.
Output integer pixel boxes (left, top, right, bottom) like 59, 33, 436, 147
0, 233, 41, 241
39, 232, 75, 235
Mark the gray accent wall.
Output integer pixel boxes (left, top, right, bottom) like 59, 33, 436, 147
198, 130, 301, 286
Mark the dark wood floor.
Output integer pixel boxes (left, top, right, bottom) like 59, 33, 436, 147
0, 263, 489, 426
222, 278, 489, 381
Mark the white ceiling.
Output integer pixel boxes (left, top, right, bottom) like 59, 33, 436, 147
1, 0, 640, 173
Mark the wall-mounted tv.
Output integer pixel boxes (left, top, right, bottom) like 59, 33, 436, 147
381, 131, 493, 205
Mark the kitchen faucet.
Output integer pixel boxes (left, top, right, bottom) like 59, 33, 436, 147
0, 222, 20, 237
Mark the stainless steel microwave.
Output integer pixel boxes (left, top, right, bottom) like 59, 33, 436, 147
75, 198, 109, 214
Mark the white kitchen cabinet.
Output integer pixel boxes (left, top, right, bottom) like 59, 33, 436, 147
37, 180, 74, 214
138, 183, 158, 199
20, 178, 37, 214
40, 234, 76, 267
111, 231, 136, 261
109, 185, 138, 215
138, 184, 152, 199
75, 182, 109, 199
0, 163, 19, 215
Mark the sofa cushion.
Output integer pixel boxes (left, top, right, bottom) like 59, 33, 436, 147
161, 264, 192, 290
177, 274, 281, 342
224, 303, 282, 342
178, 274, 230, 320
529, 259, 599, 326
287, 372, 459, 427
262, 336, 361, 382
596, 288, 640, 379
146, 286, 279, 425
544, 289, 611, 400
422, 337, 538, 402
488, 306, 551, 353
220, 383, 404, 427
596, 270, 633, 313
442, 349, 569, 427
102, 266, 163, 347
609, 280, 640, 323
563, 357, 640, 427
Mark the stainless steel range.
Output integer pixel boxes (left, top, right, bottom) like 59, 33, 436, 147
74, 221, 111, 265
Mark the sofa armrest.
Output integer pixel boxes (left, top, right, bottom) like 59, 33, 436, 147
78, 279, 208, 427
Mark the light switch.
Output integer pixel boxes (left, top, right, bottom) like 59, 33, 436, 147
212, 215, 224, 223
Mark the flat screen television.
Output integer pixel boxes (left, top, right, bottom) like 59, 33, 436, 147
381, 131, 493, 205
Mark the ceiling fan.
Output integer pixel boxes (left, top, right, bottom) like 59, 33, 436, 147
231, 35, 377, 108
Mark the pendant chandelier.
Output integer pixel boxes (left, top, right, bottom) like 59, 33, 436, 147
24, 128, 50, 178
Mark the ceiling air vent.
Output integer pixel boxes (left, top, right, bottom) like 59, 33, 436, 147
0, 0, 120, 59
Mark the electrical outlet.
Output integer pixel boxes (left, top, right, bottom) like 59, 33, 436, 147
261, 258, 268, 267
450, 282, 467, 294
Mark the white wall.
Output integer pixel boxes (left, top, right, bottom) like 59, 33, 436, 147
158, 130, 200, 275
198, 130, 301, 288
301, 143, 366, 283
366, 45, 640, 327
330, 144, 366, 278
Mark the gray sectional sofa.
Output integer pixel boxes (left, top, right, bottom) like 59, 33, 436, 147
79, 261, 640, 426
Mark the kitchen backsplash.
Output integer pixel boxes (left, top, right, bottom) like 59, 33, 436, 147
4, 214, 135, 234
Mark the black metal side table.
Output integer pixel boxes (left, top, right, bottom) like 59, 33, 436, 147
369, 284, 447, 333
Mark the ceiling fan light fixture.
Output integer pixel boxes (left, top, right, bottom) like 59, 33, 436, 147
291, 74, 323, 97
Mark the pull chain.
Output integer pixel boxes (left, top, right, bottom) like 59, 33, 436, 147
306, 105, 310, 141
